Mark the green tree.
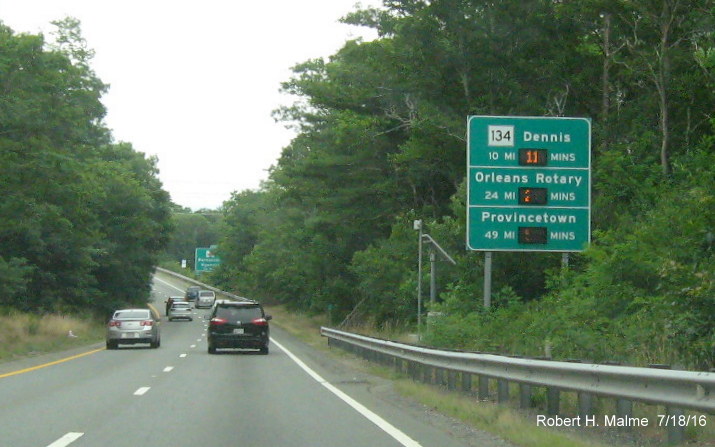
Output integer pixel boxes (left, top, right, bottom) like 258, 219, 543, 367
0, 20, 172, 315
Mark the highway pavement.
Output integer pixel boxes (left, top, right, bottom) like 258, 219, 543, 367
0, 273, 512, 447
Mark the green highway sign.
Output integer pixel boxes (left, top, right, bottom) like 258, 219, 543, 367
468, 207, 590, 251
195, 246, 221, 272
468, 167, 589, 208
467, 116, 591, 252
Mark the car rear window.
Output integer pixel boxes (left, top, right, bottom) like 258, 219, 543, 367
172, 303, 190, 309
215, 305, 262, 321
199, 291, 215, 297
114, 310, 150, 319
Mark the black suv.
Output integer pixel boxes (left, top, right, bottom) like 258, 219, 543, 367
185, 286, 201, 301
207, 301, 271, 354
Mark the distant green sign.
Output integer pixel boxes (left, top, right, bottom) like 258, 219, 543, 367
467, 116, 591, 252
195, 246, 220, 272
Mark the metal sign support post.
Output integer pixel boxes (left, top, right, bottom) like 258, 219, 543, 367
484, 252, 492, 308
422, 233, 457, 307
415, 220, 423, 340
429, 250, 437, 305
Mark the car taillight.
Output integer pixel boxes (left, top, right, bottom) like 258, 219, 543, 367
251, 318, 268, 326
210, 318, 228, 326
108, 320, 121, 327
140, 320, 153, 326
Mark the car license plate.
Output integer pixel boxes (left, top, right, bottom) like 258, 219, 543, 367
121, 332, 140, 339
233, 328, 244, 334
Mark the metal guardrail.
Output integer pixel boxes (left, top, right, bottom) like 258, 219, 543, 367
321, 326, 714, 442
154, 267, 250, 302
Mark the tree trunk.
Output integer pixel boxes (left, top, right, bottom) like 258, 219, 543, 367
657, 0, 672, 176
601, 13, 611, 152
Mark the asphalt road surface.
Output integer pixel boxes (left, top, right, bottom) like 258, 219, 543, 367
0, 272, 513, 447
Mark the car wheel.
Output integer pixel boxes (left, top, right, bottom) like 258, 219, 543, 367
106, 340, 116, 350
208, 345, 216, 354
150, 339, 159, 349
259, 346, 269, 355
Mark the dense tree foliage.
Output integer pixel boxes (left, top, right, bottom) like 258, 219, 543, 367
213, 0, 715, 368
0, 19, 172, 315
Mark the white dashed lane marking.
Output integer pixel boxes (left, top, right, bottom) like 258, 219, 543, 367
47, 432, 83, 447
134, 387, 150, 396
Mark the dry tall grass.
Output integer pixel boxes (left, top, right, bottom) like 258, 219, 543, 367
0, 311, 104, 362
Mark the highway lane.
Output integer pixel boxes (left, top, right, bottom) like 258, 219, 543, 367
0, 273, 503, 447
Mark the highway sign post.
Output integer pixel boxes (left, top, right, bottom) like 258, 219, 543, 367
467, 116, 591, 307
195, 246, 221, 273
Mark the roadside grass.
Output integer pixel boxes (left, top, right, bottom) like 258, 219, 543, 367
0, 310, 105, 363
393, 379, 607, 447
264, 304, 328, 346
265, 304, 615, 447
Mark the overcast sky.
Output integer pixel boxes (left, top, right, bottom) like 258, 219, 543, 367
2, 0, 379, 210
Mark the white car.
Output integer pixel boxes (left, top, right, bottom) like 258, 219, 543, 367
168, 301, 193, 321
195, 290, 216, 309
106, 308, 160, 349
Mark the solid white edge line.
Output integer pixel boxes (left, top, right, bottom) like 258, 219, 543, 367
47, 432, 83, 447
134, 387, 150, 396
153, 277, 185, 293
270, 337, 423, 447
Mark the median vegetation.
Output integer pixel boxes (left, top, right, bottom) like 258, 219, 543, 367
0, 309, 104, 363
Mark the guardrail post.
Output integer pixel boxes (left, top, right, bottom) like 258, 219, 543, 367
520, 384, 532, 409
461, 372, 472, 393
616, 398, 633, 431
497, 379, 509, 404
414, 362, 423, 382
547, 387, 560, 415
666, 407, 685, 445
435, 368, 445, 387
447, 370, 457, 391
578, 392, 593, 420
423, 365, 433, 384
478, 375, 489, 400
648, 364, 685, 445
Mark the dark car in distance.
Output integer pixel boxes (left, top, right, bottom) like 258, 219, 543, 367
207, 301, 271, 354
165, 295, 186, 316
185, 286, 201, 301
